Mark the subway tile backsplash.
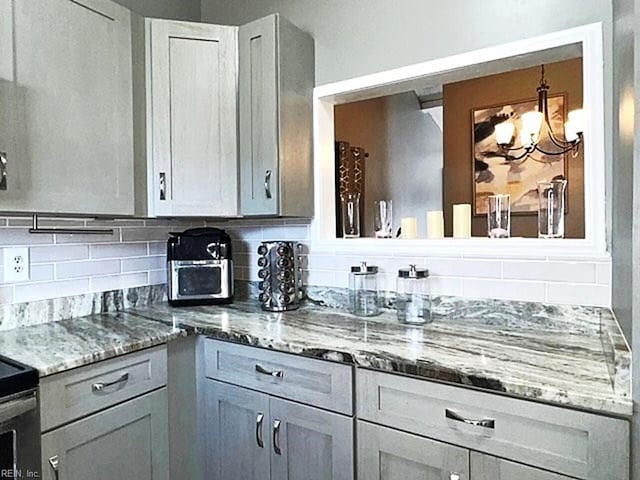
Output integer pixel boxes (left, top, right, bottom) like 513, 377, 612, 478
0, 216, 612, 307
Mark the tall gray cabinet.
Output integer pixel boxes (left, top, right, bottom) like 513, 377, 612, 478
239, 14, 315, 217
0, 0, 134, 215
137, 19, 239, 217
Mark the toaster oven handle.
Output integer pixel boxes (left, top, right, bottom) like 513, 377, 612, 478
264, 170, 272, 199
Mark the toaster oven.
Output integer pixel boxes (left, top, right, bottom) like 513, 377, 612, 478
167, 228, 234, 306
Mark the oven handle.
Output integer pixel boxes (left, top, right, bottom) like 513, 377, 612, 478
0, 393, 37, 424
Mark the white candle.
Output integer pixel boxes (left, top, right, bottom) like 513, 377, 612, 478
426, 211, 444, 239
453, 204, 472, 238
400, 217, 418, 239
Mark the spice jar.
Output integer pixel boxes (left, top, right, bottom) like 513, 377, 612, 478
396, 265, 431, 324
349, 262, 380, 317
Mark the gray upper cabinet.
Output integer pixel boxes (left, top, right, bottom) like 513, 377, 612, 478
270, 397, 354, 480
358, 421, 469, 480
0, 0, 134, 215
239, 14, 314, 217
41, 389, 169, 480
137, 19, 238, 217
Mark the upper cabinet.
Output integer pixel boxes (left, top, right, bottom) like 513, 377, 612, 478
137, 19, 238, 217
0, 0, 135, 216
239, 14, 315, 217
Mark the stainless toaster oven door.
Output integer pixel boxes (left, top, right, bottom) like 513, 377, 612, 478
169, 260, 233, 300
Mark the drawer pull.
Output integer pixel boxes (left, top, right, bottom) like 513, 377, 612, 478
92, 372, 130, 392
256, 412, 264, 448
255, 364, 283, 378
48, 455, 60, 480
445, 408, 495, 429
273, 419, 282, 455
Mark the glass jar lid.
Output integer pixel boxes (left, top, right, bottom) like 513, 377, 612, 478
398, 264, 429, 278
351, 261, 378, 274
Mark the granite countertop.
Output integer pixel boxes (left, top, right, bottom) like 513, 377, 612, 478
0, 312, 186, 376
127, 298, 632, 417
0, 295, 631, 416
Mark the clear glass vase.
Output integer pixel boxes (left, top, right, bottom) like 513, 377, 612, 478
537, 179, 567, 238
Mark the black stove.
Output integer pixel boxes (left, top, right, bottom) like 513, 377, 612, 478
0, 355, 38, 398
0, 355, 39, 477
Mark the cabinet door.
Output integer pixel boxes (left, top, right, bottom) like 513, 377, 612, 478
270, 397, 354, 480
470, 452, 573, 479
0, 0, 134, 215
358, 421, 469, 480
149, 20, 238, 217
204, 380, 271, 480
41, 389, 169, 480
239, 15, 279, 216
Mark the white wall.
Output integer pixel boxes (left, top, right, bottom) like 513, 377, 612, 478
113, 0, 200, 20
201, 0, 611, 86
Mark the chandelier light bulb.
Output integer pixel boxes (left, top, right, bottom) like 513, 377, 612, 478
568, 109, 586, 134
520, 111, 543, 147
564, 121, 579, 142
495, 122, 515, 145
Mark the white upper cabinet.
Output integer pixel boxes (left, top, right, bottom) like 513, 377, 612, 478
0, 0, 135, 215
138, 19, 238, 217
239, 14, 315, 217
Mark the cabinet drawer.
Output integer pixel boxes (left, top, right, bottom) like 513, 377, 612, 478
40, 346, 167, 431
357, 369, 629, 479
203, 339, 353, 414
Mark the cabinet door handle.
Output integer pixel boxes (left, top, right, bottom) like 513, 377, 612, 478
159, 172, 166, 200
273, 419, 282, 455
92, 372, 129, 392
0, 152, 7, 190
264, 170, 272, 199
48, 455, 60, 480
256, 412, 264, 448
445, 408, 495, 429
255, 364, 283, 378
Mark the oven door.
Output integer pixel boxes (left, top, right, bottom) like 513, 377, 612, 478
169, 260, 233, 301
0, 390, 41, 478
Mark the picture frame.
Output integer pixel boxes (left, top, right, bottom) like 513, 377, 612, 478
472, 94, 569, 216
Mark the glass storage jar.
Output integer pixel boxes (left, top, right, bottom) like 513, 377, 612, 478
349, 262, 380, 317
396, 265, 431, 324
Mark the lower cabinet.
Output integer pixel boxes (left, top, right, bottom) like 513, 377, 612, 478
205, 379, 354, 480
470, 453, 573, 480
41, 389, 169, 480
358, 421, 468, 480
358, 421, 573, 480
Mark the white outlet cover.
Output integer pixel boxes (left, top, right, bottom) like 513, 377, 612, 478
3, 247, 30, 283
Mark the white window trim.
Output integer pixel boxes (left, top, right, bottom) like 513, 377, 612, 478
310, 22, 607, 261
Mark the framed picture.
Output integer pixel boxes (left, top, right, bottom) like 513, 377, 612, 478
472, 94, 568, 216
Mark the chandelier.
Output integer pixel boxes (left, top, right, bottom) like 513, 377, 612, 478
494, 65, 585, 163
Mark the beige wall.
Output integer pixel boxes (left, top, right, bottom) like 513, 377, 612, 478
442, 58, 584, 238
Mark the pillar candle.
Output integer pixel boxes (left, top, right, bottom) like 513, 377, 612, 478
453, 204, 472, 238
426, 211, 444, 239
400, 217, 418, 239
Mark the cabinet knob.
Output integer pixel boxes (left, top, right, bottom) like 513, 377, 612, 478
256, 412, 264, 448
264, 170, 272, 199
273, 419, 282, 455
159, 172, 166, 200
0, 152, 7, 190
48, 455, 60, 480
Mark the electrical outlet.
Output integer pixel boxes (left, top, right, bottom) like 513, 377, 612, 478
3, 247, 30, 283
